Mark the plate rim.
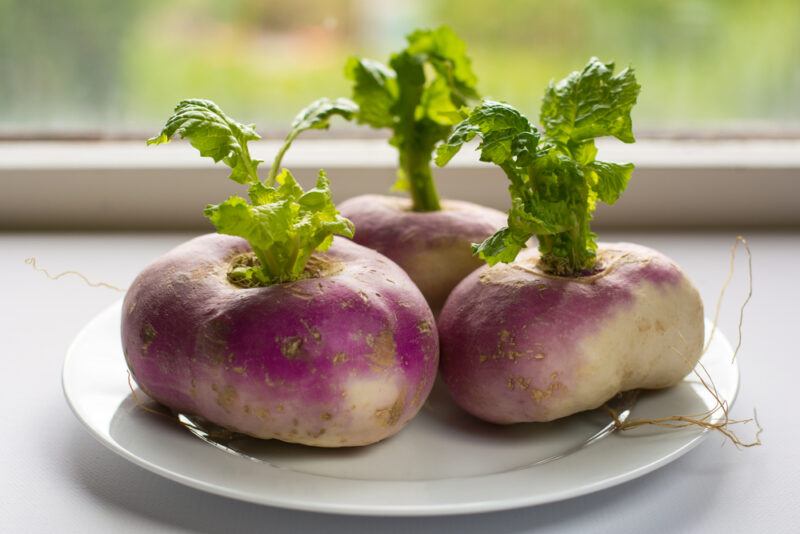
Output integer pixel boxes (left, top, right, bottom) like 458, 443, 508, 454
63, 300, 739, 516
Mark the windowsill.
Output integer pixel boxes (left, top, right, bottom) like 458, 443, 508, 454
3, 138, 800, 169
1, 139, 799, 230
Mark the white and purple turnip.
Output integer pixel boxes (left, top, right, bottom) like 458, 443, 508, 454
434, 59, 705, 424
338, 195, 505, 312
123, 234, 437, 446
126, 98, 439, 447
437, 244, 703, 423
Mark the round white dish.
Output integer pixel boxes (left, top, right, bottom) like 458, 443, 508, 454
63, 301, 738, 516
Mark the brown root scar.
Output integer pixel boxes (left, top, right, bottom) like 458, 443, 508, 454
366, 330, 397, 369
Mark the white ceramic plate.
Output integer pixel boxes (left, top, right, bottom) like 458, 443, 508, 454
63, 301, 738, 516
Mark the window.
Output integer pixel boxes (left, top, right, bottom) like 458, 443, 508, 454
2, 0, 798, 230
2, 0, 799, 137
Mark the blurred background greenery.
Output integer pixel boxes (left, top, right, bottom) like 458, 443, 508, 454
1, 0, 798, 136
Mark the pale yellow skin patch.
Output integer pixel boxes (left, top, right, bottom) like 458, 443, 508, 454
183, 367, 410, 447
342, 375, 406, 437
564, 274, 705, 421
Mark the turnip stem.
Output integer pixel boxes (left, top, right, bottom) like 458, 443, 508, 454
268, 130, 298, 185
399, 145, 441, 212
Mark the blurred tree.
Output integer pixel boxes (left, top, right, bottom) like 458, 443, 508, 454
0, 0, 148, 130
0, 0, 797, 134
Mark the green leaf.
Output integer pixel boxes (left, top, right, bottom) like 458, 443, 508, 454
437, 100, 535, 172
297, 170, 355, 248
345, 26, 480, 211
204, 195, 272, 247
147, 99, 262, 185
571, 140, 598, 166
204, 169, 353, 284
587, 161, 634, 204
473, 107, 537, 166
269, 97, 358, 184
150, 100, 353, 285
540, 57, 641, 146
247, 181, 278, 205
434, 117, 479, 166
389, 50, 427, 129
435, 100, 538, 167
472, 227, 527, 266
274, 167, 305, 200
440, 59, 640, 275
418, 76, 462, 126
345, 57, 397, 128
405, 26, 479, 104
290, 97, 359, 134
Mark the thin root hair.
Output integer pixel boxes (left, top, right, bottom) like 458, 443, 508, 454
24, 256, 125, 292
605, 235, 761, 448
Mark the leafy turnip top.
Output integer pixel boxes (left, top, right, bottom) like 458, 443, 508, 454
147, 98, 357, 286
340, 26, 480, 212
436, 58, 642, 278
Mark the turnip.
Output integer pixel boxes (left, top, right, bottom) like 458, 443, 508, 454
434, 59, 705, 423
334, 27, 506, 312
123, 99, 439, 447
337, 195, 506, 314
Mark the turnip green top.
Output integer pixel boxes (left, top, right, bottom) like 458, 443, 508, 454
436, 58, 641, 277
147, 98, 355, 286
344, 26, 479, 212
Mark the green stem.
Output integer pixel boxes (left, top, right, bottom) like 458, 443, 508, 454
528, 158, 597, 277
399, 145, 441, 212
537, 220, 596, 276
268, 130, 299, 185
251, 247, 283, 284
235, 134, 262, 185
500, 162, 525, 191
287, 233, 305, 279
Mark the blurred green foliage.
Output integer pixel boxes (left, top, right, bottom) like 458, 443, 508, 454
1, 0, 798, 134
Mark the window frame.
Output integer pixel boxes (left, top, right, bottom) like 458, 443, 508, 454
1, 138, 798, 230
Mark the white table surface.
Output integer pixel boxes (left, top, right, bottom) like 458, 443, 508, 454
2, 231, 797, 533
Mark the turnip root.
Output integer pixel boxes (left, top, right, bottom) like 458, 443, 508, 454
123, 234, 437, 446
434, 59, 707, 424
437, 244, 703, 423
130, 98, 439, 447
338, 195, 505, 312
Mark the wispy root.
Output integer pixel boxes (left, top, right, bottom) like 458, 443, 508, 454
27, 256, 234, 441
604, 235, 761, 448
606, 361, 763, 448
24, 257, 125, 292
703, 236, 753, 363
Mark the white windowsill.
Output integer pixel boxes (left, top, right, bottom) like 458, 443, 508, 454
2, 138, 800, 169
1, 139, 798, 229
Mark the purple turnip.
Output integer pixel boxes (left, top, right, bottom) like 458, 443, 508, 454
124, 99, 438, 446
333, 27, 505, 311
123, 234, 437, 446
437, 244, 702, 423
434, 59, 705, 423
337, 195, 506, 312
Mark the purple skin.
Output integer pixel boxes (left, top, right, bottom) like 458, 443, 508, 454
438, 242, 705, 424
122, 234, 439, 447
338, 194, 506, 314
